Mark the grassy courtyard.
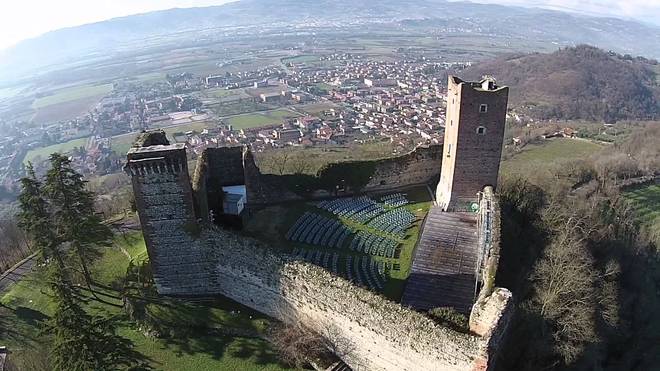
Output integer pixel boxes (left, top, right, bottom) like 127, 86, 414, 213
0, 231, 289, 371
244, 186, 433, 300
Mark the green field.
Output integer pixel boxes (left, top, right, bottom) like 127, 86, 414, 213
206, 87, 247, 99
111, 133, 140, 156
298, 102, 338, 116
227, 109, 301, 130
281, 55, 319, 64
624, 184, 660, 243
163, 121, 214, 137
32, 83, 114, 109
501, 138, 604, 180
0, 232, 289, 371
245, 186, 432, 300
23, 137, 89, 164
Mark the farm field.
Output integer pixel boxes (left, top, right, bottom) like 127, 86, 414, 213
281, 55, 319, 64
111, 133, 140, 156
32, 83, 113, 109
500, 138, 604, 181
23, 137, 89, 164
624, 184, 660, 243
297, 101, 339, 116
205, 87, 249, 100
226, 109, 301, 130
0, 232, 289, 371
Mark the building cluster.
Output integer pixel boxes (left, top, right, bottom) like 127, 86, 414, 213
0, 53, 483, 195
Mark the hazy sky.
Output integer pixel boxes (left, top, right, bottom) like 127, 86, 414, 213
0, 0, 235, 50
457, 0, 660, 24
0, 0, 658, 51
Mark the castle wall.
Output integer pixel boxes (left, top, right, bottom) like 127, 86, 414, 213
361, 144, 442, 191
245, 144, 442, 206
162, 226, 491, 371
127, 134, 512, 371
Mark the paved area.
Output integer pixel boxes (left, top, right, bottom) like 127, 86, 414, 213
0, 254, 36, 295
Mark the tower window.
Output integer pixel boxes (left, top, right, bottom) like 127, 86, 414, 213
477, 126, 486, 135
447, 143, 452, 157
480, 104, 488, 113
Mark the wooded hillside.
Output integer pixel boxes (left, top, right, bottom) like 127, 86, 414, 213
463, 45, 660, 123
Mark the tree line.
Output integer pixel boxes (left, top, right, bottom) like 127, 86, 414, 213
496, 125, 659, 370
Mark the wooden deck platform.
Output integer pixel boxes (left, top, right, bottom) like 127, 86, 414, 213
401, 207, 479, 314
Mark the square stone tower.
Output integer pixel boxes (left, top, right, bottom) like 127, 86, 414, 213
436, 76, 509, 211
126, 142, 212, 293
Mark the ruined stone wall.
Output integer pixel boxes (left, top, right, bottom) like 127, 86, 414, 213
469, 187, 510, 371
245, 144, 442, 206
475, 186, 501, 297
192, 147, 246, 222
154, 225, 495, 371
204, 147, 246, 187
128, 142, 513, 371
361, 144, 442, 191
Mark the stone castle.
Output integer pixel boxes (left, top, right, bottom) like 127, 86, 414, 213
125, 76, 512, 371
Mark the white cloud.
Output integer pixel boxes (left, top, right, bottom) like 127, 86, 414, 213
0, 0, 235, 50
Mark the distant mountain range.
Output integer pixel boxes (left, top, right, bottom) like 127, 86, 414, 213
462, 45, 660, 122
1, 0, 659, 84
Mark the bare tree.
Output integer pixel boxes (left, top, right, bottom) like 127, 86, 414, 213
289, 153, 314, 175
530, 231, 599, 364
269, 322, 330, 369
0, 218, 31, 271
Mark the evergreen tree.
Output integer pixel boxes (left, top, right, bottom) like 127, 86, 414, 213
19, 161, 139, 371
44, 153, 113, 289
48, 262, 138, 371
18, 163, 66, 270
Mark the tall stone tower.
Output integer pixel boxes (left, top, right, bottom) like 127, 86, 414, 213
126, 137, 214, 294
436, 76, 509, 211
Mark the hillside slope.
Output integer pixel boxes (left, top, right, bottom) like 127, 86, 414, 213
462, 46, 660, 122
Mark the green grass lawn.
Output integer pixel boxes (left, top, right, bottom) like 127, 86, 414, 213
32, 83, 113, 109
298, 102, 338, 116
0, 231, 289, 371
281, 55, 319, 64
23, 137, 89, 164
163, 121, 214, 137
227, 109, 301, 130
624, 184, 660, 243
501, 138, 604, 181
206, 88, 247, 100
